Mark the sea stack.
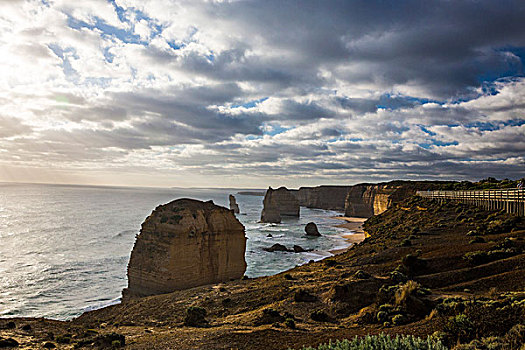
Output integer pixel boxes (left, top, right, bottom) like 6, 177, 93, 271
260, 187, 300, 223
123, 198, 247, 299
229, 194, 240, 214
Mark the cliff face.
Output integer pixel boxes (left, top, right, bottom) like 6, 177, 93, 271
260, 187, 300, 223
124, 198, 246, 298
294, 186, 352, 210
344, 182, 436, 217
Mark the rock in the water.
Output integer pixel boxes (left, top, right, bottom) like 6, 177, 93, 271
263, 244, 311, 253
260, 187, 299, 223
305, 222, 321, 236
229, 194, 240, 214
263, 243, 289, 252
293, 245, 307, 253
267, 234, 273, 238
123, 198, 247, 299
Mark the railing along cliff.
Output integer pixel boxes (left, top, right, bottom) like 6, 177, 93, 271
416, 189, 525, 216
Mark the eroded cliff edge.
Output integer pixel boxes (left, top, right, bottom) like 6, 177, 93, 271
344, 181, 442, 217
123, 198, 247, 298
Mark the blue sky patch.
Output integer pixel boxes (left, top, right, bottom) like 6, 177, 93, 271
419, 125, 437, 136
261, 124, 291, 136
376, 93, 443, 110
232, 97, 269, 109
419, 140, 459, 149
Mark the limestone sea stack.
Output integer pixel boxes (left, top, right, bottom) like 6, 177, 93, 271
123, 198, 247, 299
260, 187, 300, 223
229, 194, 240, 214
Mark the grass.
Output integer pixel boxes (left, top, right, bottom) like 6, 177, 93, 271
297, 334, 447, 350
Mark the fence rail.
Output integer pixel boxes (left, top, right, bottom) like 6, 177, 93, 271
416, 189, 525, 216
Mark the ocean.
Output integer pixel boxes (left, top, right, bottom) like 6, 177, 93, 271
0, 183, 351, 320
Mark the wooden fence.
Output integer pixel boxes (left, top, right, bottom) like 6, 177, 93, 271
416, 189, 525, 216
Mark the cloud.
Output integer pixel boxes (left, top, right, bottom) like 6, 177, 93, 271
0, 0, 523, 186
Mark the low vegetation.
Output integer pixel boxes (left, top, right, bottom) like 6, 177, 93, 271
298, 334, 447, 350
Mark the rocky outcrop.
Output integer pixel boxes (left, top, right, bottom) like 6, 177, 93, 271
260, 187, 300, 223
229, 194, 240, 214
305, 222, 321, 237
344, 181, 442, 218
123, 198, 247, 298
293, 186, 352, 210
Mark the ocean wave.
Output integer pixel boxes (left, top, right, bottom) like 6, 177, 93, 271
115, 229, 136, 238
82, 297, 121, 313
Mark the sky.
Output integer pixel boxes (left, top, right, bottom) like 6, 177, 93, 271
0, 0, 524, 188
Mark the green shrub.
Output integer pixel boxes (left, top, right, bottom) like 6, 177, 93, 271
310, 310, 330, 322
184, 306, 208, 327
378, 304, 394, 312
297, 334, 447, 349
463, 248, 518, 265
486, 217, 519, 234
354, 270, 371, 279
376, 311, 388, 323
505, 324, 525, 349
400, 239, 412, 247
256, 308, 285, 325
469, 237, 485, 244
395, 280, 419, 306
391, 314, 407, 325
401, 254, 427, 274
390, 271, 408, 283
463, 251, 489, 265
284, 318, 296, 329
444, 314, 474, 343
55, 334, 72, 344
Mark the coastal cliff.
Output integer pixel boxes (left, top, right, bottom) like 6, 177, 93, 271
123, 198, 246, 298
293, 186, 352, 210
260, 187, 300, 223
261, 182, 445, 220
344, 181, 442, 217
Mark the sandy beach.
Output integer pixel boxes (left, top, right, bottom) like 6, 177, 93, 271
329, 216, 367, 254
